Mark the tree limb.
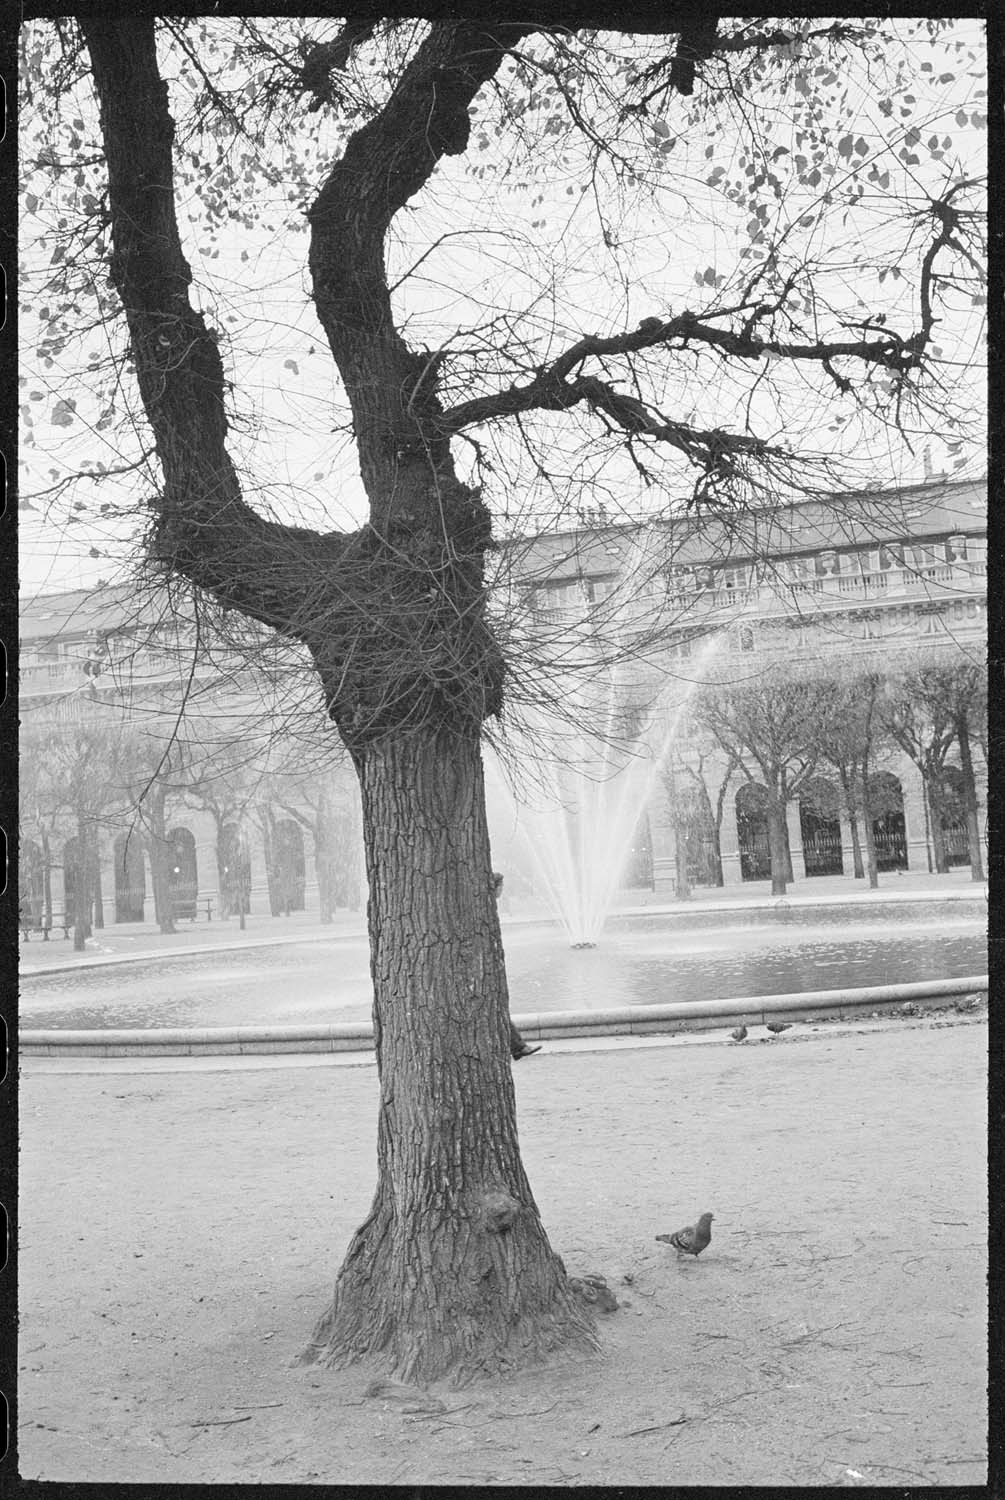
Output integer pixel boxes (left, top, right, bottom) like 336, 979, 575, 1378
79, 16, 349, 638
439, 224, 962, 441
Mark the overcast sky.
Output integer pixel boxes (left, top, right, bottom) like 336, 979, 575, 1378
18, 18, 987, 601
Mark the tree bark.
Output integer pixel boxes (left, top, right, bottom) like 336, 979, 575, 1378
766, 794, 788, 896
954, 710, 984, 881
302, 728, 598, 1384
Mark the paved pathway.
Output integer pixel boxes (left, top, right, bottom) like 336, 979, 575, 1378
18, 1016, 987, 1486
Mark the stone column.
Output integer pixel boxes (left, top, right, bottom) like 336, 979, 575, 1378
786, 800, 807, 881
900, 761, 931, 872
719, 782, 742, 887
648, 778, 677, 898
838, 809, 857, 877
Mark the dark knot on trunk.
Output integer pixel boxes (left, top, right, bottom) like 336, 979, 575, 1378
478, 1189, 520, 1233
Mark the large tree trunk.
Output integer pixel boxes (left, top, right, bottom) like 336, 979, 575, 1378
82, 13, 593, 1389
766, 795, 788, 896
301, 728, 598, 1384
954, 711, 985, 881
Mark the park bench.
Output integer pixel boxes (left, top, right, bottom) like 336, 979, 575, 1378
19, 910, 73, 941
174, 897, 214, 921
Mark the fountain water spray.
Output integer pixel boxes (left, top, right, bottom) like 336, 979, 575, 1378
487, 537, 742, 946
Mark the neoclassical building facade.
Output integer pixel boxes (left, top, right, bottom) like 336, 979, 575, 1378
505, 475, 986, 896
19, 476, 986, 928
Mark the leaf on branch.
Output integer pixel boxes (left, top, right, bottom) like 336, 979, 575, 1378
50, 398, 77, 428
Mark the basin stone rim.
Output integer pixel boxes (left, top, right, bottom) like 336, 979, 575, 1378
19, 974, 988, 1054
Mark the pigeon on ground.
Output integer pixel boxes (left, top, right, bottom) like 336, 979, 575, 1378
656, 1211, 713, 1258
511, 1040, 542, 1060
729, 1026, 748, 1043
766, 1022, 792, 1035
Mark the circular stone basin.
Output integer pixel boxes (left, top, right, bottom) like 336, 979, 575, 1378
19, 901, 986, 1033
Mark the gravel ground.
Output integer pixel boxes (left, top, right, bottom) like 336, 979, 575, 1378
18, 1017, 987, 1486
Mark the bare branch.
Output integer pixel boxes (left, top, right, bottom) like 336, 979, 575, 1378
80, 16, 350, 637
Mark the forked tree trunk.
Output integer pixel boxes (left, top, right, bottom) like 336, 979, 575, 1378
301, 728, 598, 1385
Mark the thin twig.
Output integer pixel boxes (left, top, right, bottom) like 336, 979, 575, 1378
620, 1414, 687, 1437
490, 1401, 558, 1419
188, 1414, 254, 1428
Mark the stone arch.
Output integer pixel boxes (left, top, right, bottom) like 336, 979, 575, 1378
938, 765, 970, 867
62, 835, 99, 928
736, 783, 771, 882
868, 771, 907, 871
220, 823, 252, 917
799, 776, 843, 877
622, 809, 654, 890
167, 826, 198, 918
19, 838, 45, 927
